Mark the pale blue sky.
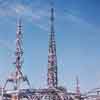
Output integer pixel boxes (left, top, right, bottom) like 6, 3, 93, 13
0, 0, 100, 93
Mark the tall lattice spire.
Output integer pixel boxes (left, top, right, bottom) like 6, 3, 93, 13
47, 3, 58, 88
4, 19, 30, 90
76, 76, 80, 95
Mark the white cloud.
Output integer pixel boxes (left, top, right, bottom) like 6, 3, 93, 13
0, 40, 14, 52
63, 9, 100, 33
15, 4, 26, 14
0, 2, 49, 32
35, 23, 48, 32
0, 39, 16, 67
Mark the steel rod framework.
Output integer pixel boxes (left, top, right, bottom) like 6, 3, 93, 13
0, 3, 100, 100
47, 3, 58, 88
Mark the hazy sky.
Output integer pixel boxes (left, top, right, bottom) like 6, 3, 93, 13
0, 0, 100, 93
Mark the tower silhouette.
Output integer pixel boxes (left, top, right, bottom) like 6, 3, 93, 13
76, 76, 80, 96
4, 19, 30, 90
47, 4, 58, 88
